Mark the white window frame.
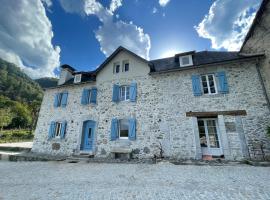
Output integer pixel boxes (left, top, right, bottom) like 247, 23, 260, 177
200, 74, 217, 95
74, 74, 82, 83
122, 60, 129, 72
55, 122, 62, 138
119, 85, 130, 101
118, 119, 129, 139
113, 62, 120, 74
179, 55, 193, 67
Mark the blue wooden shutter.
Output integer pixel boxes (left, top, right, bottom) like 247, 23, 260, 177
191, 75, 202, 96
61, 92, 68, 107
112, 84, 119, 102
217, 71, 229, 94
110, 118, 118, 141
60, 121, 67, 139
81, 89, 90, 105
48, 121, 56, 140
54, 94, 59, 107
129, 82, 137, 102
90, 87, 97, 104
128, 118, 136, 140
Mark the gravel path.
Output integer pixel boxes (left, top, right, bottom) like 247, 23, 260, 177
0, 161, 269, 200
0, 142, 32, 148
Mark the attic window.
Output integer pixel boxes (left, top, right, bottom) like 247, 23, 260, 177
179, 55, 193, 67
74, 74, 82, 83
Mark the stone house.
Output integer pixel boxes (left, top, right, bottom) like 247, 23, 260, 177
32, 1, 270, 161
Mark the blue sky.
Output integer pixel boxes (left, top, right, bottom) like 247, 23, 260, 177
0, 0, 262, 77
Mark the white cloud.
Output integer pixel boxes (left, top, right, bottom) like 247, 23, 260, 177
0, 0, 60, 78
109, 0, 122, 13
152, 7, 158, 14
159, 0, 170, 7
59, 0, 151, 59
195, 0, 261, 51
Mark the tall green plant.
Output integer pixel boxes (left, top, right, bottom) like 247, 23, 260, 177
0, 108, 13, 131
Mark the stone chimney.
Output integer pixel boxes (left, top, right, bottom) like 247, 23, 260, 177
58, 64, 75, 85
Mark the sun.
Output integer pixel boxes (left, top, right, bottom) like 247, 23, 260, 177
161, 49, 180, 58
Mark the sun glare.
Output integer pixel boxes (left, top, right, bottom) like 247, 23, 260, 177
161, 49, 180, 58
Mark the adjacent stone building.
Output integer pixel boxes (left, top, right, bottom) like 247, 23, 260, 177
32, 1, 270, 161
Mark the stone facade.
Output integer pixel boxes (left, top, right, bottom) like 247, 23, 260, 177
241, 0, 270, 99
32, 50, 270, 161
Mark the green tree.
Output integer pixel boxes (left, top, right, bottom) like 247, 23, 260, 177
10, 102, 32, 129
0, 108, 13, 131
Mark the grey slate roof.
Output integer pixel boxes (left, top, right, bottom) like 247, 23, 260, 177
149, 51, 250, 72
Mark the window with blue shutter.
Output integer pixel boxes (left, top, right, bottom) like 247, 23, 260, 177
217, 71, 229, 94
48, 121, 56, 140
112, 84, 119, 102
110, 118, 118, 141
90, 87, 97, 104
61, 92, 68, 107
60, 121, 67, 139
128, 118, 136, 140
129, 82, 137, 102
191, 75, 202, 96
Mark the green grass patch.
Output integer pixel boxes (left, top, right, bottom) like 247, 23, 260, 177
0, 129, 33, 143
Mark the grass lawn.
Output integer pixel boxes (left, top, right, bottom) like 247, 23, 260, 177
0, 129, 33, 143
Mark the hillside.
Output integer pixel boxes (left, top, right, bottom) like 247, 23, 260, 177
0, 58, 43, 103
35, 77, 58, 89
0, 58, 44, 131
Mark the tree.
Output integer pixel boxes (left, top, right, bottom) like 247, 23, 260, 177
0, 108, 13, 131
10, 102, 32, 129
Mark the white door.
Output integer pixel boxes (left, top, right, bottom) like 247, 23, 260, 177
198, 118, 223, 156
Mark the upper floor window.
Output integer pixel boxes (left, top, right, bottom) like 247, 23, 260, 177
113, 62, 120, 74
120, 85, 130, 101
54, 92, 68, 107
74, 74, 82, 83
201, 74, 217, 94
179, 55, 193, 67
81, 88, 97, 105
123, 61, 129, 72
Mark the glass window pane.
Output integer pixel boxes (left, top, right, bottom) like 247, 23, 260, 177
125, 63, 129, 71
208, 75, 214, 81
201, 76, 206, 81
120, 119, 129, 138
210, 87, 216, 93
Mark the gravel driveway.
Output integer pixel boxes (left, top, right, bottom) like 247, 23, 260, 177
0, 161, 269, 200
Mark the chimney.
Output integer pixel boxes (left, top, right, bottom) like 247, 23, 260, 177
58, 64, 75, 85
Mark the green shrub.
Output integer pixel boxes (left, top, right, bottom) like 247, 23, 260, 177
0, 129, 33, 143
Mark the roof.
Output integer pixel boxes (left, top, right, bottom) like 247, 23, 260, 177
149, 51, 263, 73
240, 0, 269, 51
60, 64, 75, 72
94, 46, 151, 74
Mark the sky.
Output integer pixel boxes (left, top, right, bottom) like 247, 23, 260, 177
0, 0, 262, 78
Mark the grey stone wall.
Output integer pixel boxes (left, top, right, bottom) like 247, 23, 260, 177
241, 1, 270, 99
32, 59, 270, 160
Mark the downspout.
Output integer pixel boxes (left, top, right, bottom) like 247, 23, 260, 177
255, 59, 270, 111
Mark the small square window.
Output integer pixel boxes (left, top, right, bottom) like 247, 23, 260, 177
113, 62, 120, 74
179, 55, 193, 67
74, 74, 82, 83
119, 119, 129, 139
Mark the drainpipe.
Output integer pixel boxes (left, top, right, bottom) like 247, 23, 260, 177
255, 59, 270, 111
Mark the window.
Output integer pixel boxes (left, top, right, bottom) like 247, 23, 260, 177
122, 61, 129, 72
120, 85, 130, 101
57, 93, 63, 107
55, 122, 62, 138
54, 92, 68, 107
201, 74, 217, 94
198, 118, 220, 148
119, 119, 129, 139
113, 62, 120, 74
179, 55, 193, 67
74, 74, 82, 83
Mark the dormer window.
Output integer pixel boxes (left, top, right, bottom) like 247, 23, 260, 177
74, 74, 82, 83
179, 55, 193, 67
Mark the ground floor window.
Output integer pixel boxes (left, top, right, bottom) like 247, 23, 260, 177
119, 119, 129, 139
55, 122, 62, 138
198, 118, 220, 148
